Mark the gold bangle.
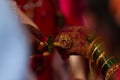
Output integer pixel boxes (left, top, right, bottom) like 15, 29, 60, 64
105, 62, 120, 80
96, 51, 105, 66
88, 38, 99, 53
92, 42, 103, 57
101, 57, 113, 69
87, 38, 99, 61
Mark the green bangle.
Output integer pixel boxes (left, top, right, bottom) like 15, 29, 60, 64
93, 46, 104, 62
101, 57, 116, 75
98, 54, 109, 69
87, 33, 96, 44
91, 41, 101, 53
105, 62, 120, 80
87, 33, 120, 80
89, 40, 102, 61
96, 51, 105, 67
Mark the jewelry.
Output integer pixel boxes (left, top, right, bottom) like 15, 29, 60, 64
93, 46, 104, 62
96, 51, 105, 66
43, 51, 50, 56
105, 62, 120, 80
58, 34, 72, 49
87, 38, 101, 61
101, 57, 118, 75
101, 57, 113, 69
87, 38, 98, 61
92, 42, 103, 59
37, 42, 44, 51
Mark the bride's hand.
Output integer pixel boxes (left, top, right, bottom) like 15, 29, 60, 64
55, 26, 90, 60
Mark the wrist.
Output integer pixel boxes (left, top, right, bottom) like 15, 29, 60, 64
87, 34, 120, 80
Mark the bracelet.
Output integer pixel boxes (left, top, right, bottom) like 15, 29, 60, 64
93, 46, 104, 62
92, 42, 103, 61
101, 57, 116, 75
87, 33, 120, 80
96, 51, 105, 66
105, 62, 120, 80
87, 38, 101, 61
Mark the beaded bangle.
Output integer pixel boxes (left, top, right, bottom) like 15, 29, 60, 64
105, 62, 120, 80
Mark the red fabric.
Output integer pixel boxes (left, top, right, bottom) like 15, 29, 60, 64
32, 1, 57, 79
30, 54, 54, 80
116, 67, 120, 80
59, 0, 86, 26
15, 0, 56, 80
33, 0, 57, 37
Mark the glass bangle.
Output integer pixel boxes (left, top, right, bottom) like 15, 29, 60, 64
93, 47, 104, 61
98, 55, 108, 69
101, 57, 118, 75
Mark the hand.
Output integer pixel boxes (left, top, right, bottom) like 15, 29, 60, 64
55, 26, 89, 59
